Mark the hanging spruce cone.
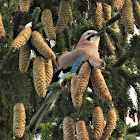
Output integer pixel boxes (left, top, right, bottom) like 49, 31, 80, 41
41, 9, 56, 40
33, 56, 47, 98
111, 0, 125, 11
0, 13, 6, 38
122, 0, 134, 34
92, 106, 105, 140
117, 137, 124, 140
44, 59, 53, 86
118, 18, 126, 36
76, 120, 90, 140
31, 31, 56, 60
95, 2, 103, 31
11, 27, 32, 51
13, 103, 26, 139
101, 109, 117, 140
104, 33, 115, 56
71, 74, 77, 95
55, 1, 70, 33
92, 2, 97, 29
19, 0, 31, 12
68, 7, 73, 27
103, 3, 111, 21
63, 117, 75, 140
19, 43, 31, 73
90, 69, 112, 102
133, 0, 140, 29
71, 62, 91, 108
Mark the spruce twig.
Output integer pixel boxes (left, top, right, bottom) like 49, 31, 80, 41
106, 12, 121, 27
113, 56, 128, 67
31, 7, 41, 28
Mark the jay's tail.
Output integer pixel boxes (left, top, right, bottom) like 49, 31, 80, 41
29, 90, 59, 133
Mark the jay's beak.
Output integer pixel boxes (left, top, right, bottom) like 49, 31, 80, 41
94, 30, 104, 36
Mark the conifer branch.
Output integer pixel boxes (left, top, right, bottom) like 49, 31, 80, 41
106, 12, 121, 27
117, 68, 138, 84
113, 56, 128, 67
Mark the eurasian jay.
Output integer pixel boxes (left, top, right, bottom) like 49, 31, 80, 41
29, 30, 105, 133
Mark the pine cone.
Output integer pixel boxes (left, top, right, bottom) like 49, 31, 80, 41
71, 74, 77, 95
11, 27, 32, 50
13, 103, 26, 139
117, 137, 124, 140
111, 0, 125, 11
95, 2, 103, 31
92, 3, 97, 28
103, 33, 115, 56
55, 1, 70, 33
71, 62, 91, 108
63, 117, 75, 140
76, 120, 90, 140
92, 106, 105, 140
41, 9, 56, 40
118, 18, 126, 36
0, 13, 6, 38
31, 31, 56, 60
133, 0, 140, 29
44, 59, 53, 85
101, 109, 117, 139
33, 56, 47, 98
90, 69, 112, 102
122, 0, 134, 34
103, 3, 111, 20
19, 0, 31, 12
19, 43, 31, 73
68, 7, 73, 26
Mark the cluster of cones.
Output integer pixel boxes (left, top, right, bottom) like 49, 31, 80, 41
41, 1, 71, 40
63, 106, 118, 140
70, 62, 112, 109
11, 27, 55, 98
92, 0, 140, 34
19, 0, 71, 40
60, 58, 119, 139
12, 1, 72, 138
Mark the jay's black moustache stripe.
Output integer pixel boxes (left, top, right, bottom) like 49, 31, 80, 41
87, 30, 104, 41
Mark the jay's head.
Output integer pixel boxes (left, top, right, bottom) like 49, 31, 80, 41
82, 30, 104, 46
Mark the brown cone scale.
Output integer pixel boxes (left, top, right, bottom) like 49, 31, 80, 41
122, 0, 134, 34
55, 1, 70, 33
19, 43, 31, 73
90, 69, 112, 102
41, 9, 56, 40
31, 31, 56, 60
0, 13, 6, 38
13, 103, 26, 139
11, 27, 32, 50
101, 109, 117, 139
71, 62, 91, 108
92, 106, 105, 140
19, 0, 31, 12
33, 56, 47, 98
63, 117, 75, 140
76, 120, 90, 140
